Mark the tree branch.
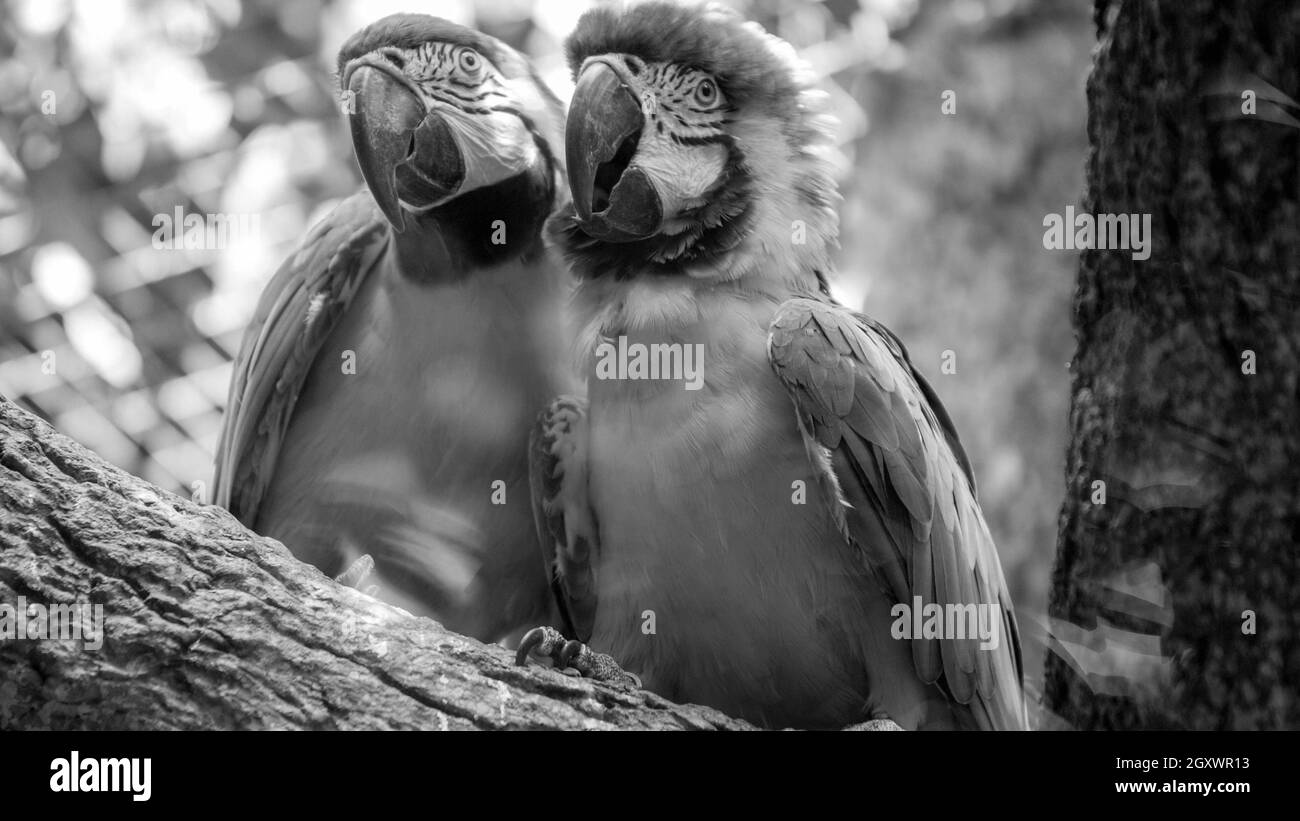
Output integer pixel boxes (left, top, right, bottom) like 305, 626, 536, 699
0, 398, 752, 730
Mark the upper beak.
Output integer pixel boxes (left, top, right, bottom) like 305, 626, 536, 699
347, 62, 465, 232
566, 60, 664, 242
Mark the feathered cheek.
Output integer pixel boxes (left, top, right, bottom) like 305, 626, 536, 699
443, 109, 538, 193
636, 140, 727, 215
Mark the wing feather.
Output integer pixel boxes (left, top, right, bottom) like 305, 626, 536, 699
769, 296, 1026, 729
213, 191, 387, 525
528, 396, 599, 642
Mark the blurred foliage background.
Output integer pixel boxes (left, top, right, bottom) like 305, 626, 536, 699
0, 0, 1090, 702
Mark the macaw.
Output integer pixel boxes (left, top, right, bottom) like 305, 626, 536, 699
517, 2, 1027, 730
214, 14, 574, 643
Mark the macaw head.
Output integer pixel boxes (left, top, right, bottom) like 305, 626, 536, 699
338, 14, 564, 262
553, 1, 838, 284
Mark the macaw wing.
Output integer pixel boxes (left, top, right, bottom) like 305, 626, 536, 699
213, 191, 388, 526
768, 297, 1026, 730
528, 396, 600, 642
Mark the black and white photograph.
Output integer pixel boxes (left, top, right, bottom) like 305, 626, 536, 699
0, 0, 1293, 800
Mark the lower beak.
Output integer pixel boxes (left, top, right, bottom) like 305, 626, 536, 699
348, 65, 464, 232
566, 61, 663, 242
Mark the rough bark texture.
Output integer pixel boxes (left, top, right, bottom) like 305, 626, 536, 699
1045, 0, 1300, 729
0, 397, 751, 730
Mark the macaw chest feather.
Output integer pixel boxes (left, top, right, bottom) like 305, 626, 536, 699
581, 318, 911, 728
255, 249, 567, 638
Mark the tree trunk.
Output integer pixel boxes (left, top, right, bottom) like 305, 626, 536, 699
0, 397, 750, 730
1044, 0, 1300, 729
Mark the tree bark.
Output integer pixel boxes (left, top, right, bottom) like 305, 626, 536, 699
0, 397, 751, 730
1045, 0, 1300, 729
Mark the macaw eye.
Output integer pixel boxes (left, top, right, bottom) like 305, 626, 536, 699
693, 78, 719, 107
458, 49, 482, 74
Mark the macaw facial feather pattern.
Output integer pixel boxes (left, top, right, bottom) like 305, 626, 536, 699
550, 1, 840, 285
337, 13, 565, 233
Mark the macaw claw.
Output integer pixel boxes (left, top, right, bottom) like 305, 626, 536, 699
515, 626, 641, 689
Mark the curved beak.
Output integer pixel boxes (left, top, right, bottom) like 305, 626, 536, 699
566, 60, 663, 242
347, 64, 465, 232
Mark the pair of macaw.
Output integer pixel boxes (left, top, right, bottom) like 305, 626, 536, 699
213, 3, 1026, 731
